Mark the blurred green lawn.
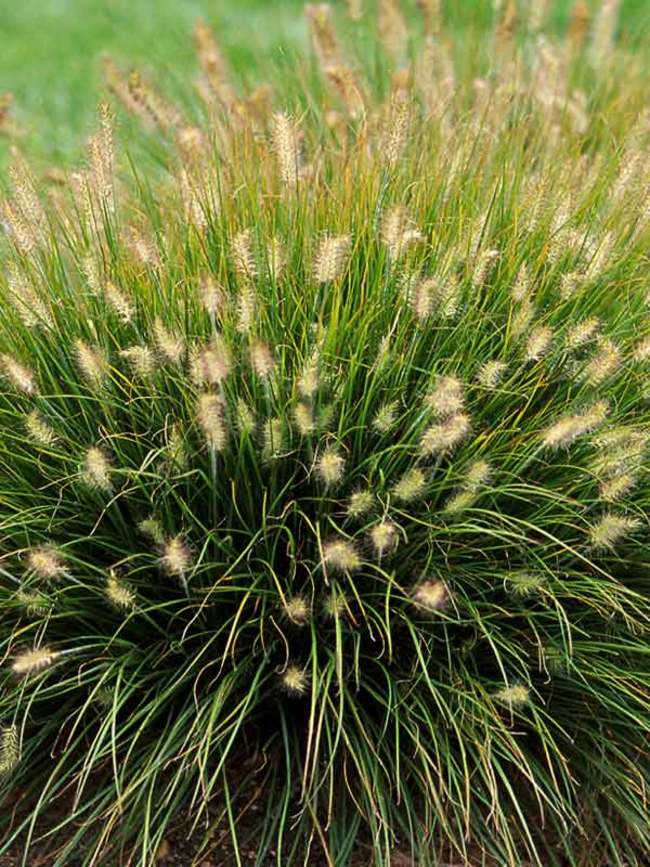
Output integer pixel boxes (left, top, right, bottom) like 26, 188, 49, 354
1, 0, 649, 168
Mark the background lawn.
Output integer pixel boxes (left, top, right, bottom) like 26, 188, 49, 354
1, 0, 649, 169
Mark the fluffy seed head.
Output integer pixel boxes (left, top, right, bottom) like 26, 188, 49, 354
313, 234, 351, 283
476, 360, 507, 389
272, 112, 300, 190
250, 340, 275, 379
15, 589, 51, 617
381, 205, 423, 263
262, 417, 285, 460
199, 275, 226, 318
392, 467, 427, 503
139, 518, 165, 546
582, 338, 620, 385
542, 400, 609, 449
27, 545, 65, 580
197, 393, 228, 451
75, 339, 108, 387
420, 413, 471, 457
409, 276, 436, 322
412, 579, 448, 611
25, 411, 57, 447
105, 570, 137, 610
633, 335, 650, 363
511, 298, 536, 338
119, 345, 156, 379
1, 355, 37, 395
443, 490, 477, 515
235, 399, 256, 436
323, 538, 362, 572
190, 336, 231, 386
11, 646, 60, 676
293, 402, 315, 436
281, 664, 309, 696
505, 571, 546, 598
0, 725, 20, 775
369, 521, 398, 558
347, 489, 374, 518
494, 684, 530, 708
315, 445, 346, 487
565, 317, 599, 350
161, 535, 193, 577
297, 353, 320, 399
588, 513, 641, 550
599, 473, 637, 502
82, 446, 113, 491
153, 318, 184, 365
232, 229, 258, 280
525, 325, 553, 361
283, 595, 311, 626
463, 460, 492, 491
372, 401, 399, 433
426, 375, 464, 418
105, 282, 134, 323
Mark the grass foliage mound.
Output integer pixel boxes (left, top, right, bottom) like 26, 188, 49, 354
1, 2, 650, 864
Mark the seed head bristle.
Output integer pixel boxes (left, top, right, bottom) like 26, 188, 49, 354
82, 446, 114, 492
392, 467, 427, 503
633, 335, 650, 363
426, 375, 464, 418
197, 393, 228, 452
11, 646, 60, 676
599, 473, 637, 502
105, 569, 137, 610
1, 355, 37, 395
582, 338, 620, 385
315, 445, 346, 487
153, 318, 185, 365
372, 401, 399, 434
505, 570, 546, 598
297, 353, 320, 399
75, 339, 108, 387
525, 325, 554, 361
0, 725, 20, 776
250, 340, 276, 379
347, 489, 374, 518
412, 579, 448, 611
542, 400, 609, 449
293, 402, 315, 436
377, 0, 409, 61
565, 317, 600, 350
420, 413, 471, 457
235, 399, 256, 436
267, 237, 286, 281
313, 234, 351, 283
119, 345, 157, 379
369, 520, 398, 558
381, 206, 424, 264
283, 595, 311, 626
476, 360, 507, 389
27, 545, 66, 580
281, 664, 309, 696
161, 535, 193, 577
199, 275, 226, 318
272, 112, 301, 191
494, 684, 530, 708
231, 229, 258, 280
190, 336, 231, 386
105, 282, 134, 324
262, 417, 285, 460
588, 513, 640, 550
323, 538, 362, 572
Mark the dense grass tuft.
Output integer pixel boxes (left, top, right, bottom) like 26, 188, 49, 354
1, 3, 650, 865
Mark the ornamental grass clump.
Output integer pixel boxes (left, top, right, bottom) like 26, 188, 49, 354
1, 3, 650, 865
